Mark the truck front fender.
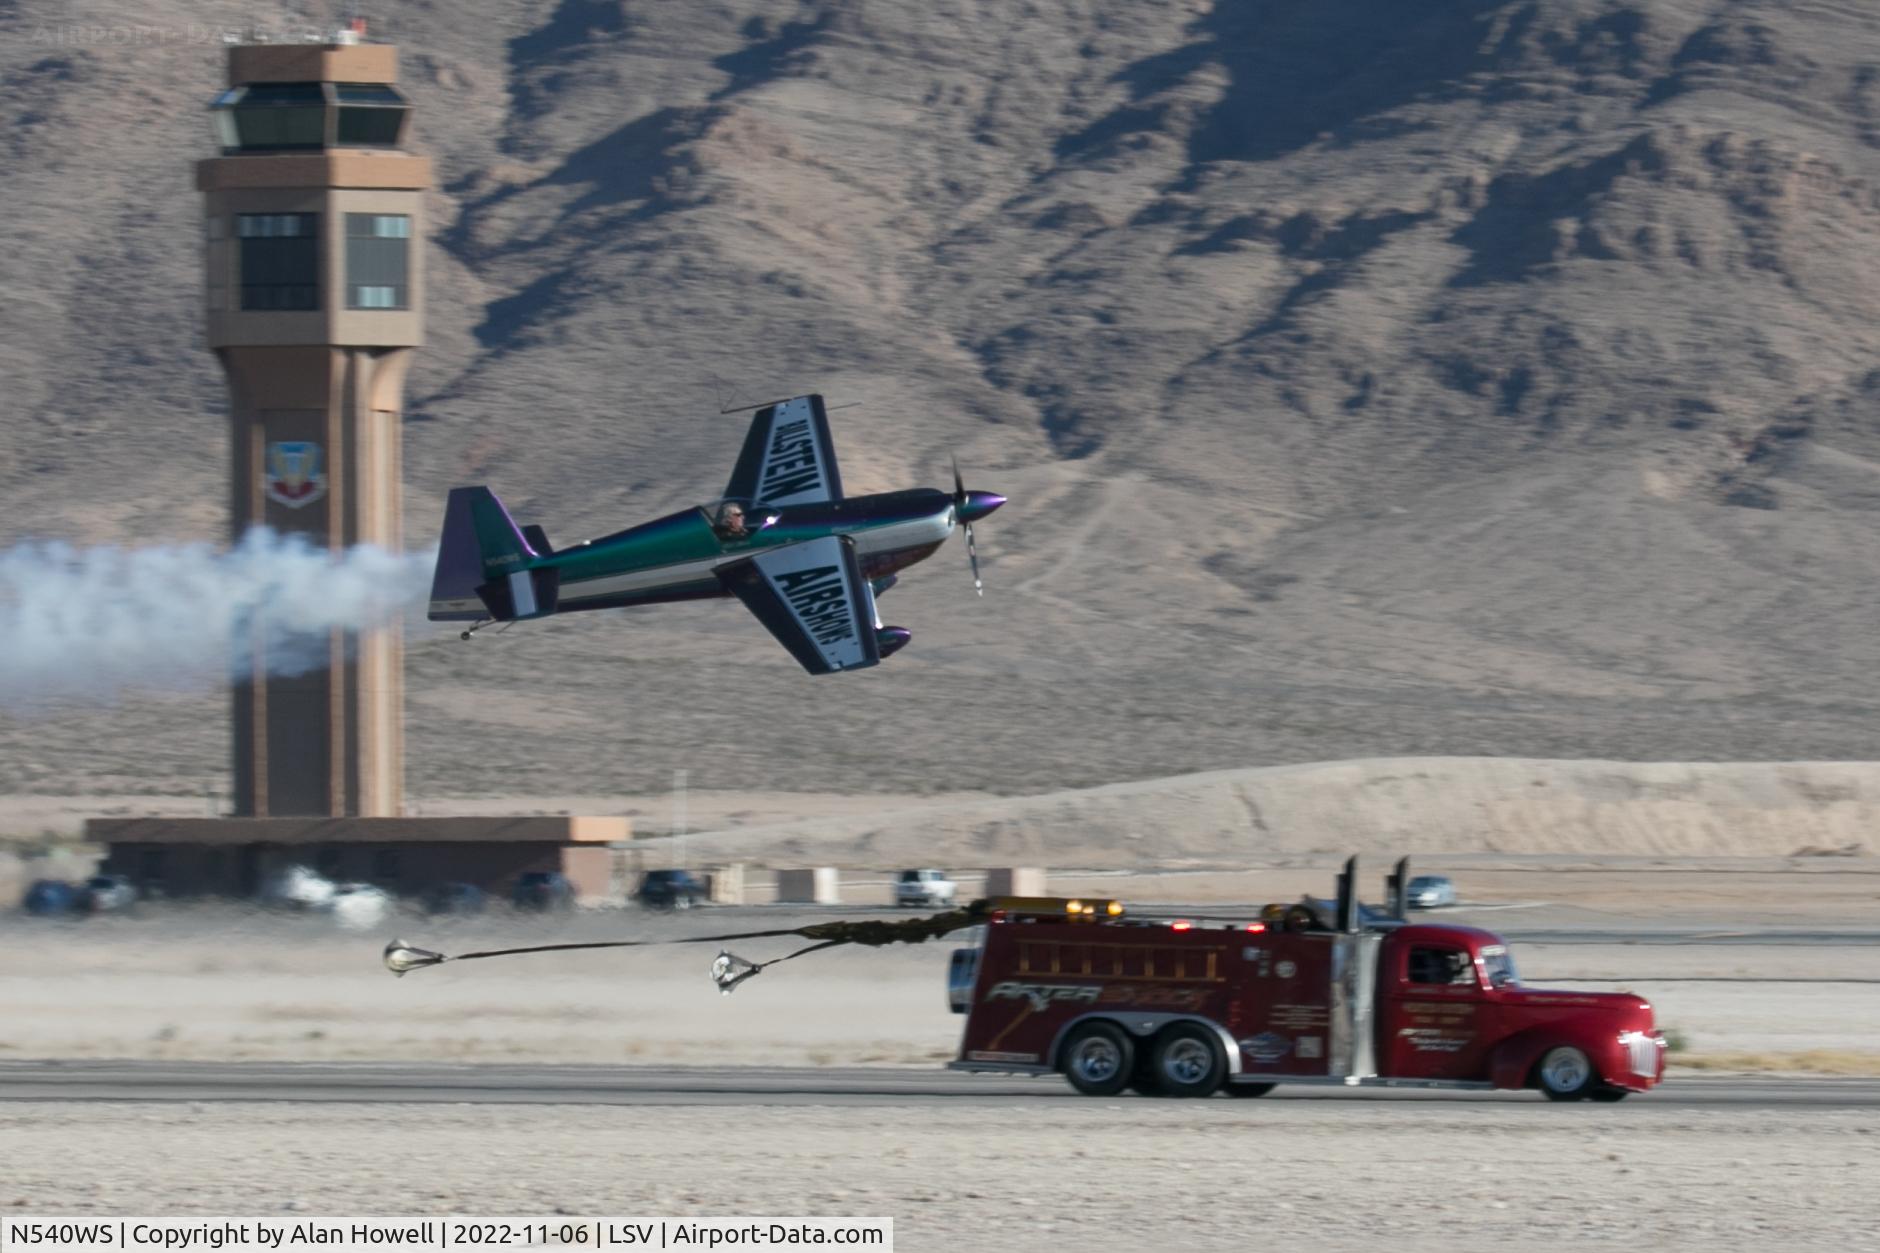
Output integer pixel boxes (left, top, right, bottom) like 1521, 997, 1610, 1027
1488, 1025, 1620, 1091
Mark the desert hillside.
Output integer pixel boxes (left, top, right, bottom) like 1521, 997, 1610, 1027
631, 756, 1880, 868
2, 2, 1879, 799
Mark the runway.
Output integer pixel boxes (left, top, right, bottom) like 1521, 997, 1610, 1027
0, 1059, 1873, 1108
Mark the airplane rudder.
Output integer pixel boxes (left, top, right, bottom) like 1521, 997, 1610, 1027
428, 487, 490, 619
464, 486, 535, 578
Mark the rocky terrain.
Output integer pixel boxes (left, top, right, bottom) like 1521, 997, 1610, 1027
2, 1, 1880, 801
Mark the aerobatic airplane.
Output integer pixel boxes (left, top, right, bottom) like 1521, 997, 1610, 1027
427, 395, 1005, 674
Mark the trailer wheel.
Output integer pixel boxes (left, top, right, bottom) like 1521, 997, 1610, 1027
1151, 1025, 1226, 1098
1535, 1045, 1597, 1101
1060, 1022, 1134, 1097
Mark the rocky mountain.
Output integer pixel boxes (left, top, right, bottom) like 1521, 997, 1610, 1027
2, 0, 1879, 801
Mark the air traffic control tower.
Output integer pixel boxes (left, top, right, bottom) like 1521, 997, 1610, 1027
84, 28, 629, 900
201, 30, 423, 817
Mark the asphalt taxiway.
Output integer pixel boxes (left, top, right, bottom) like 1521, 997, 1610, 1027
0, 1060, 1873, 1108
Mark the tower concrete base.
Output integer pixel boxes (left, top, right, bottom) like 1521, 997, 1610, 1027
85, 814, 631, 904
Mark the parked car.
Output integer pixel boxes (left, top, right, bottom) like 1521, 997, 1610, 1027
260, 864, 338, 911
79, 874, 138, 913
330, 883, 394, 929
511, 870, 576, 911
1408, 874, 1458, 909
636, 869, 707, 910
22, 879, 83, 917
422, 881, 487, 916
895, 868, 958, 908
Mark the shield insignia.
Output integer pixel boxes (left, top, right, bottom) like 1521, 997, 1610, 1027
1240, 1031, 1293, 1064
263, 441, 327, 509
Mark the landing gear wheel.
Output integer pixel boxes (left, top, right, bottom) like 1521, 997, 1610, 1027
1151, 1025, 1226, 1098
1224, 1082, 1277, 1098
1060, 1022, 1133, 1097
1536, 1045, 1598, 1101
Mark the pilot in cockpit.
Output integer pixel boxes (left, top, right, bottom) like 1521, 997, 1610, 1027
714, 501, 749, 540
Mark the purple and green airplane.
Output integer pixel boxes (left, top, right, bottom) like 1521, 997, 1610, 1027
427, 395, 1006, 674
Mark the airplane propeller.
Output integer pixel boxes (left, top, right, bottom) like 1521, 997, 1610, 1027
951, 456, 995, 595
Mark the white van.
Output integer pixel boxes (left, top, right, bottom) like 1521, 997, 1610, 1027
894, 868, 958, 907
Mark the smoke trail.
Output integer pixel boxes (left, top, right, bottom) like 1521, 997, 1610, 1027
0, 528, 434, 707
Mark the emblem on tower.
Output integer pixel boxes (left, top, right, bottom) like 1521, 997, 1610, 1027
263, 440, 328, 508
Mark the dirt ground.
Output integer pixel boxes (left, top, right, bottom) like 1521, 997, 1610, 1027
4, 864, 1877, 1249
2, 863, 1876, 1068
1, 1099, 1876, 1253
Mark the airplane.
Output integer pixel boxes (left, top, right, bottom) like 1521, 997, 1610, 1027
426, 394, 1006, 674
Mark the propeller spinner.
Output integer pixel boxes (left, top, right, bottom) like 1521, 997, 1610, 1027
950, 456, 1006, 595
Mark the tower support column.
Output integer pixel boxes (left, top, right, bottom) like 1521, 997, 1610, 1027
220, 346, 410, 816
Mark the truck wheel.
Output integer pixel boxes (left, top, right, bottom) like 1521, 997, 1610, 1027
1125, 1049, 1165, 1097
1223, 1082, 1277, 1098
1060, 1022, 1134, 1097
1589, 1085, 1631, 1103
1535, 1045, 1598, 1101
1151, 1025, 1226, 1098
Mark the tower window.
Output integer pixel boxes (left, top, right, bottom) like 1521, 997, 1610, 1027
237, 213, 319, 311
210, 82, 411, 153
212, 82, 327, 152
335, 84, 410, 147
346, 214, 410, 310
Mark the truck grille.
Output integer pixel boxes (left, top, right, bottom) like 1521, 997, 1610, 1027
1620, 1031, 1660, 1078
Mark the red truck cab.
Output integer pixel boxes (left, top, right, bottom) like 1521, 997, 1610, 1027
948, 882, 1665, 1101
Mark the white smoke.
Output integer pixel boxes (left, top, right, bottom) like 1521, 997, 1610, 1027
0, 528, 435, 707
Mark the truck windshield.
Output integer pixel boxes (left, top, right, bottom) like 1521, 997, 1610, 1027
1481, 945, 1519, 988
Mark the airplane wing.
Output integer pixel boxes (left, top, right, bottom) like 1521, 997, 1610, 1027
722, 395, 845, 507
716, 535, 881, 675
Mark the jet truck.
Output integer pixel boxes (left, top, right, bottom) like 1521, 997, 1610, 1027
946, 858, 1666, 1101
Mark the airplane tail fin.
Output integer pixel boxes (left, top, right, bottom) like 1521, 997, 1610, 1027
428, 487, 559, 622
